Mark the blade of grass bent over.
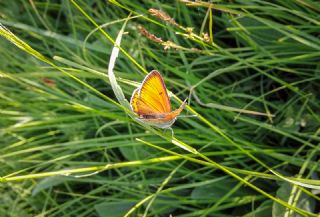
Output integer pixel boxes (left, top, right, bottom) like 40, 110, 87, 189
107, 14, 131, 110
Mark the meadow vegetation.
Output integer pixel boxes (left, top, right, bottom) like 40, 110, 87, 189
0, 0, 320, 216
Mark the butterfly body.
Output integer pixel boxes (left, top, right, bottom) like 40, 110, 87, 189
136, 116, 177, 129
130, 70, 185, 129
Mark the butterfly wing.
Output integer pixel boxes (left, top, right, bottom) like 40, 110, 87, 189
139, 70, 171, 113
130, 87, 157, 115
130, 70, 171, 116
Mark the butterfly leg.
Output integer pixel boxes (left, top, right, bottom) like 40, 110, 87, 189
168, 127, 174, 138
162, 127, 174, 138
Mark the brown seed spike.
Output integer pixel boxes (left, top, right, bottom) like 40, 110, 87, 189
148, 9, 178, 26
137, 25, 163, 43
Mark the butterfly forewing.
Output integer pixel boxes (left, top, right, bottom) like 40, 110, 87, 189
136, 70, 171, 114
130, 87, 158, 115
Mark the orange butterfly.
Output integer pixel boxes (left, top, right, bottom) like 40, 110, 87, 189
130, 70, 186, 129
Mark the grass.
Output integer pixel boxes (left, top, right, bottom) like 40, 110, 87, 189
1, 0, 320, 216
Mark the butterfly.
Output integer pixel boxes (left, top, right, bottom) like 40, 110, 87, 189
130, 70, 186, 129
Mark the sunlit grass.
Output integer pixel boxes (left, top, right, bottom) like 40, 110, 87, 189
1, 0, 320, 216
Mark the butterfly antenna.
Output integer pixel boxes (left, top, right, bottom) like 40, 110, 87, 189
182, 98, 188, 107
177, 114, 198, 119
